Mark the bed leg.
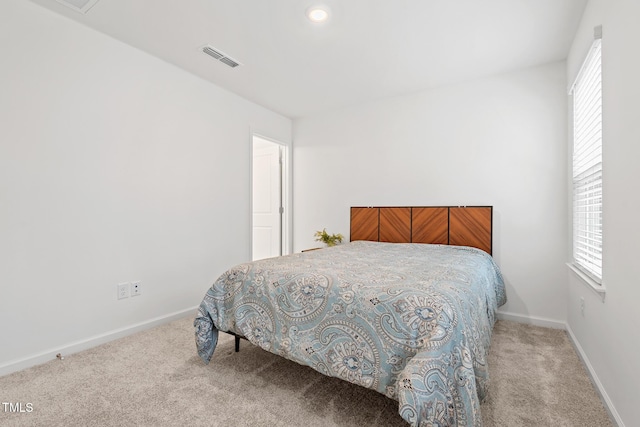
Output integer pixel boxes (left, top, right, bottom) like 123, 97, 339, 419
235, 336, 240, 352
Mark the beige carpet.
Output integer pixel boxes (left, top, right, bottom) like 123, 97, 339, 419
0, 317, 613, 426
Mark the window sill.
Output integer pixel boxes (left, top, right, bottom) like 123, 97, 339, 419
567, 263, 606, 302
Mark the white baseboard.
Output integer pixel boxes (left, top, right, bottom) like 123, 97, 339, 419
496, 310, 567, 330
565, 325, 624, 427
0, 306, 198, 378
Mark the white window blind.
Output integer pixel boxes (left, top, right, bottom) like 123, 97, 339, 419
571, 35, 602, 283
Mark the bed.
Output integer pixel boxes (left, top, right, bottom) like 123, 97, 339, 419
195, 206, 506, 426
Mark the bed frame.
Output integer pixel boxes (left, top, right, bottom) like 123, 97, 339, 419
350, 206, 493, 255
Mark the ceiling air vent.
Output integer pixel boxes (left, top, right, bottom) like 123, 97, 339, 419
201, 45, 241, 68
55, 0, 100, 14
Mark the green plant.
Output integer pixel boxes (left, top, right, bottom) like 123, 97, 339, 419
314, 228, 344, 247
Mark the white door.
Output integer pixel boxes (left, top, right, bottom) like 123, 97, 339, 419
252, 137, 282, 260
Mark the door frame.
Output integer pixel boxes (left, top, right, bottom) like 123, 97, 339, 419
250, 132, 292, 258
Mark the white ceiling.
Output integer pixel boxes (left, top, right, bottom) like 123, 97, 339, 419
29, 0, 587, 119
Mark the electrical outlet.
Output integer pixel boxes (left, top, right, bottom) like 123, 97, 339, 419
117, 282, 130, 300
131, 281, 142, 297
580, 297, 585, 316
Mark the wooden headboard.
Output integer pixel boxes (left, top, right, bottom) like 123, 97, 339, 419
350, 206, 493, 254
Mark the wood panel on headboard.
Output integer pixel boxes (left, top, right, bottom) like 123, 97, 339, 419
350, 206, 493, 254
411, 207, 449, 245
380, 207, 411, 243
350, 207, 379, 241
449, 207, 492, 254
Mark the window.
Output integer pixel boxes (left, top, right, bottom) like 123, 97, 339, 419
570, 29, 602, 284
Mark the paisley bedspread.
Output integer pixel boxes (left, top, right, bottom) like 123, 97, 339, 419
194, 241, 506, 426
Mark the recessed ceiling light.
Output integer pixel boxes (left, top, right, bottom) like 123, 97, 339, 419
307, 7, 329, 23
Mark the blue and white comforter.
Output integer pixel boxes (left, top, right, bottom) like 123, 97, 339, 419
195, 241, 506, 426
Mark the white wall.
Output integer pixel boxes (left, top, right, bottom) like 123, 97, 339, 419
293, 62, 569, 325
566, 1, 640, 425
0, 0, 291, 373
